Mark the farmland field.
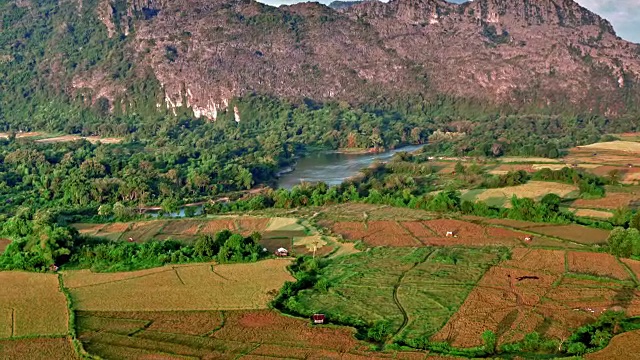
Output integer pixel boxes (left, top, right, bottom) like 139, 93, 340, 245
76, 309, 429, 359
327, 219, 545, 247
572, 190, 640, 210
473, 218, 608, 246
529, 225, 610, 245
0, 337, 79, 360
433, 249, 640, 347
73, 217, 321, 255
473, 181, 578, 206
586, 330, 640, 360
286, 247, 505, 343
566, 252, 631, 280
569, 208, 614, 219
0, 272, 69, 337
64, 260, 294, 311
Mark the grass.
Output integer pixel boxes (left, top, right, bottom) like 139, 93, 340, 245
0, 272, 69, 338
287, 247, 505, 342
65, 260, 294, 311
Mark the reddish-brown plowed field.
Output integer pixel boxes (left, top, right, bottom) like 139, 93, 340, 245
432, 248, 637, 348
237, 218, 271, 234
621, 258, 640, 280
422, 219, 485, 238
502, 249, 566, 274
363, 221, 419, 246
214, 310, 359, 351
545, 277, 632, 317
433, 266, 560, 347
99, 222, 131, 234
160, 220, 202, 235
572, 192, 636, 210
331, 222, 367, 240
249, 343, 405, 359
0, 238, 10, 253
199, 219, 236, 234
486, 227, 529, 242
586, 330, 640, 360
121, 221, 167, 242
0, 337, 79, 360
330, 219, 528, 247
567, 252, 631, 280
401, 222, 435, 238
79, 310, 425, 359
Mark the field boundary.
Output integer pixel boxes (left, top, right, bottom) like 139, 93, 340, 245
67, 268, 176, 289
391, 250, 434, 340
10, 308, 15, 338
618, 258, 639, 285
57, 274, 97, 359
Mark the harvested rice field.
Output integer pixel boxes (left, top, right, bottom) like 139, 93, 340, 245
265, 217, 305, 231
0, 272, 69, 337
569, 208, 614, 219
565, 142, 640, 167
433, 249, 640, 348
328, 219, 532, 247
586, 330, 640, 360
566, 252, 631, 280
76, 309, 429, 359
199, 219, 236, 234
65, 260, 294, 311
0, 337, 79, 360
473, 181, 578, 206
579, 141, 640, 153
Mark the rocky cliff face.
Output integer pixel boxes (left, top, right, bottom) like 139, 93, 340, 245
83, 0, 640, 118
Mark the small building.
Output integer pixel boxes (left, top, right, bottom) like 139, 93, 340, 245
128, 237, 135, 242
275, 248, 289, 257
445, 231, 457, 238
524, 235, 534, 242
312, 314, 325, 325
49, 264, 59, 272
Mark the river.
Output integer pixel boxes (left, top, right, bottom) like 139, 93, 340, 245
277, 145, 424, 189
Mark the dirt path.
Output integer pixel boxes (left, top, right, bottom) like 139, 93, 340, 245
390, 250, 434, 340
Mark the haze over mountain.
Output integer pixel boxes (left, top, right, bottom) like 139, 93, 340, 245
1, 0, 640, 125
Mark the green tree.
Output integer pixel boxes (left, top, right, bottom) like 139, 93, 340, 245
482, 330, 496, 354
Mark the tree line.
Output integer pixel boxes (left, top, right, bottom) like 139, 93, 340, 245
0, 208, 265, 272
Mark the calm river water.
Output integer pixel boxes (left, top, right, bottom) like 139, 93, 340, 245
277, 145, 424, 189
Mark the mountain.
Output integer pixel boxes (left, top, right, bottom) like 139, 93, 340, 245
2, 0, 640, 125
328, 1, 371, 10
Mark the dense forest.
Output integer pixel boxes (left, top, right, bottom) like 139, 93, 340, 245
1, 0, 640, 217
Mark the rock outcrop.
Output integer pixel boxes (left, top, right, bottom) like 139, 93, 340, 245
44, 0, 640, 118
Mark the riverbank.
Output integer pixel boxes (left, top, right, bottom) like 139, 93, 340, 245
277, 144, 425, 189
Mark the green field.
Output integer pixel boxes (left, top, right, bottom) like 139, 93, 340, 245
284, 247, 507, 343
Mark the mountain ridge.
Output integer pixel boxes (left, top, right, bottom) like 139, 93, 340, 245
2, 0, 640, 125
